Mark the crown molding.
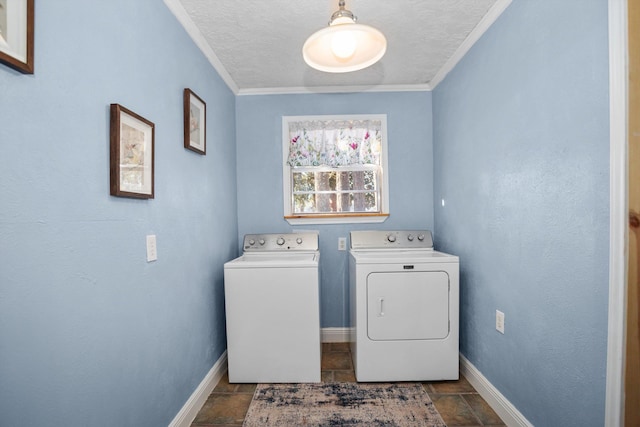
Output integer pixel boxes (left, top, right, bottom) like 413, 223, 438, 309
164, 0, 240, 95
237, 83, 432, 96
429, 0, 512, 89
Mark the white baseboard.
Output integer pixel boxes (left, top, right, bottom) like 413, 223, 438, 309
168, 350, 228, 427
170, 336, 529, 427
323, 329, 530, 426
460, 355, 533, 427
170, 328, 345, 426
321, 327, 351, 343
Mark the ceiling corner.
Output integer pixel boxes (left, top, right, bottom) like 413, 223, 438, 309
164, 0, 240, 95
429, 0, 513, 90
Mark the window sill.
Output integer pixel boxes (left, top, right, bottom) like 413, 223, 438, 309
284, 213, 389, 225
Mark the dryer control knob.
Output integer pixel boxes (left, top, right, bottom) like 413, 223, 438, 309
276, 237, 285, 246
407, 234, 414, 241
417, 234, 425, 241
387, 234, 396, 243
296, 237, 303, 244
259, 239, 265, 245
248, 239, 255, 245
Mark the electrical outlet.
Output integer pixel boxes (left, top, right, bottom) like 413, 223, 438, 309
146, 235, 157, 262
496, 310, 505, 334
338, 237, 347, 251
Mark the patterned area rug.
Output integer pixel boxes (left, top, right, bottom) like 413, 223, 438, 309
243, 382, 447, 426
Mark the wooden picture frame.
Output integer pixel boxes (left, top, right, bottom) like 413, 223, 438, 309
110, 104, 155, 199
0, 0, 34, 74
184, 88, 206, 155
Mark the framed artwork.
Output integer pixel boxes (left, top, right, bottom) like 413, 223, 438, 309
110, 104, 155, 199
184, 88, 206, 155
0, 0, 34, 74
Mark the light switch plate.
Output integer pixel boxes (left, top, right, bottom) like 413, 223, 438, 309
146, 235, 157, 262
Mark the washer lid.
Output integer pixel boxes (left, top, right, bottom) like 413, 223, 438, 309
224, 251, 320, 269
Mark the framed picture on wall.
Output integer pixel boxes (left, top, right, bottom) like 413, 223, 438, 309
0, 0, 34, 74
110, 104, 155, 199
183, 88, 206, 155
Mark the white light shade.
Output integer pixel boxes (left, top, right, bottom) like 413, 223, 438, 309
303, 23, 387, 73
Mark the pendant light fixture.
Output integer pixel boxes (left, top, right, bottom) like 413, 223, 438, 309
303, 0, 387, 73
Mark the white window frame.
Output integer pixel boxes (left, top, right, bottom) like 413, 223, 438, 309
282, 114, 390, 225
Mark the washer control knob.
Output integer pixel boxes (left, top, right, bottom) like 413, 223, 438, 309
417, 234, 425, 241
387, 234, 396, 243
259, 238, 265, 245
276, 237, 285, 246
248, 239, 255, 245
296, 237, 303, 244
407, 234, 414, 241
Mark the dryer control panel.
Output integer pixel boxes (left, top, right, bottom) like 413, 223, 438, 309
350, 230, 434, 250
243, 233, 319, 252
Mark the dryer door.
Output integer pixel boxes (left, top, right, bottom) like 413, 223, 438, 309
367, 271, 449, 340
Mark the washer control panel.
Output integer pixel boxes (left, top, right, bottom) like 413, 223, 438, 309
350, 230, 434, 250
243, 232, 318, 252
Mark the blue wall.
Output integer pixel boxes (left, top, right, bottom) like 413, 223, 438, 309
0, 0, 613, 425
433, 1, 609, 425
0, 1, 237, 426
236, 92, 433, 327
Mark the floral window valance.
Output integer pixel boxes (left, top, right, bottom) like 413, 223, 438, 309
287, 119, 382, 167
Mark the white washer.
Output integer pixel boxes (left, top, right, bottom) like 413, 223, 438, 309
223, 232, 321, 383
349, 230, 459, 382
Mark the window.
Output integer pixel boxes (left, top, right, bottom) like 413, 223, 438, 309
282, 115, 389, 224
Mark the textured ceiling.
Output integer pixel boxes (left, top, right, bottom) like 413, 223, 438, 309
168, 0, 509, 94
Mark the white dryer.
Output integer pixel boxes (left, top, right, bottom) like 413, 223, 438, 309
224, 233, 321, 383
349, 230, 459, 382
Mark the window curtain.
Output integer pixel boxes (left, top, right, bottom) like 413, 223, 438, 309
287, 119, 382, 167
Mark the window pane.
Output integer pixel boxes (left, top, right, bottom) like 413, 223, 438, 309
364, 192, 378, 211
315, 172, 331, 212
352, 171, 366, 211
316, 193, 337, 213
293, 193, 315, 213
364, 170, 376, 190
292, 172, 315, 192
345, 192, 378, 213
314, 171, 336, 191
339, 172, 350, 211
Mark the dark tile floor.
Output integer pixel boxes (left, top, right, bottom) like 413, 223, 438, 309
191, 343, 506, 426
